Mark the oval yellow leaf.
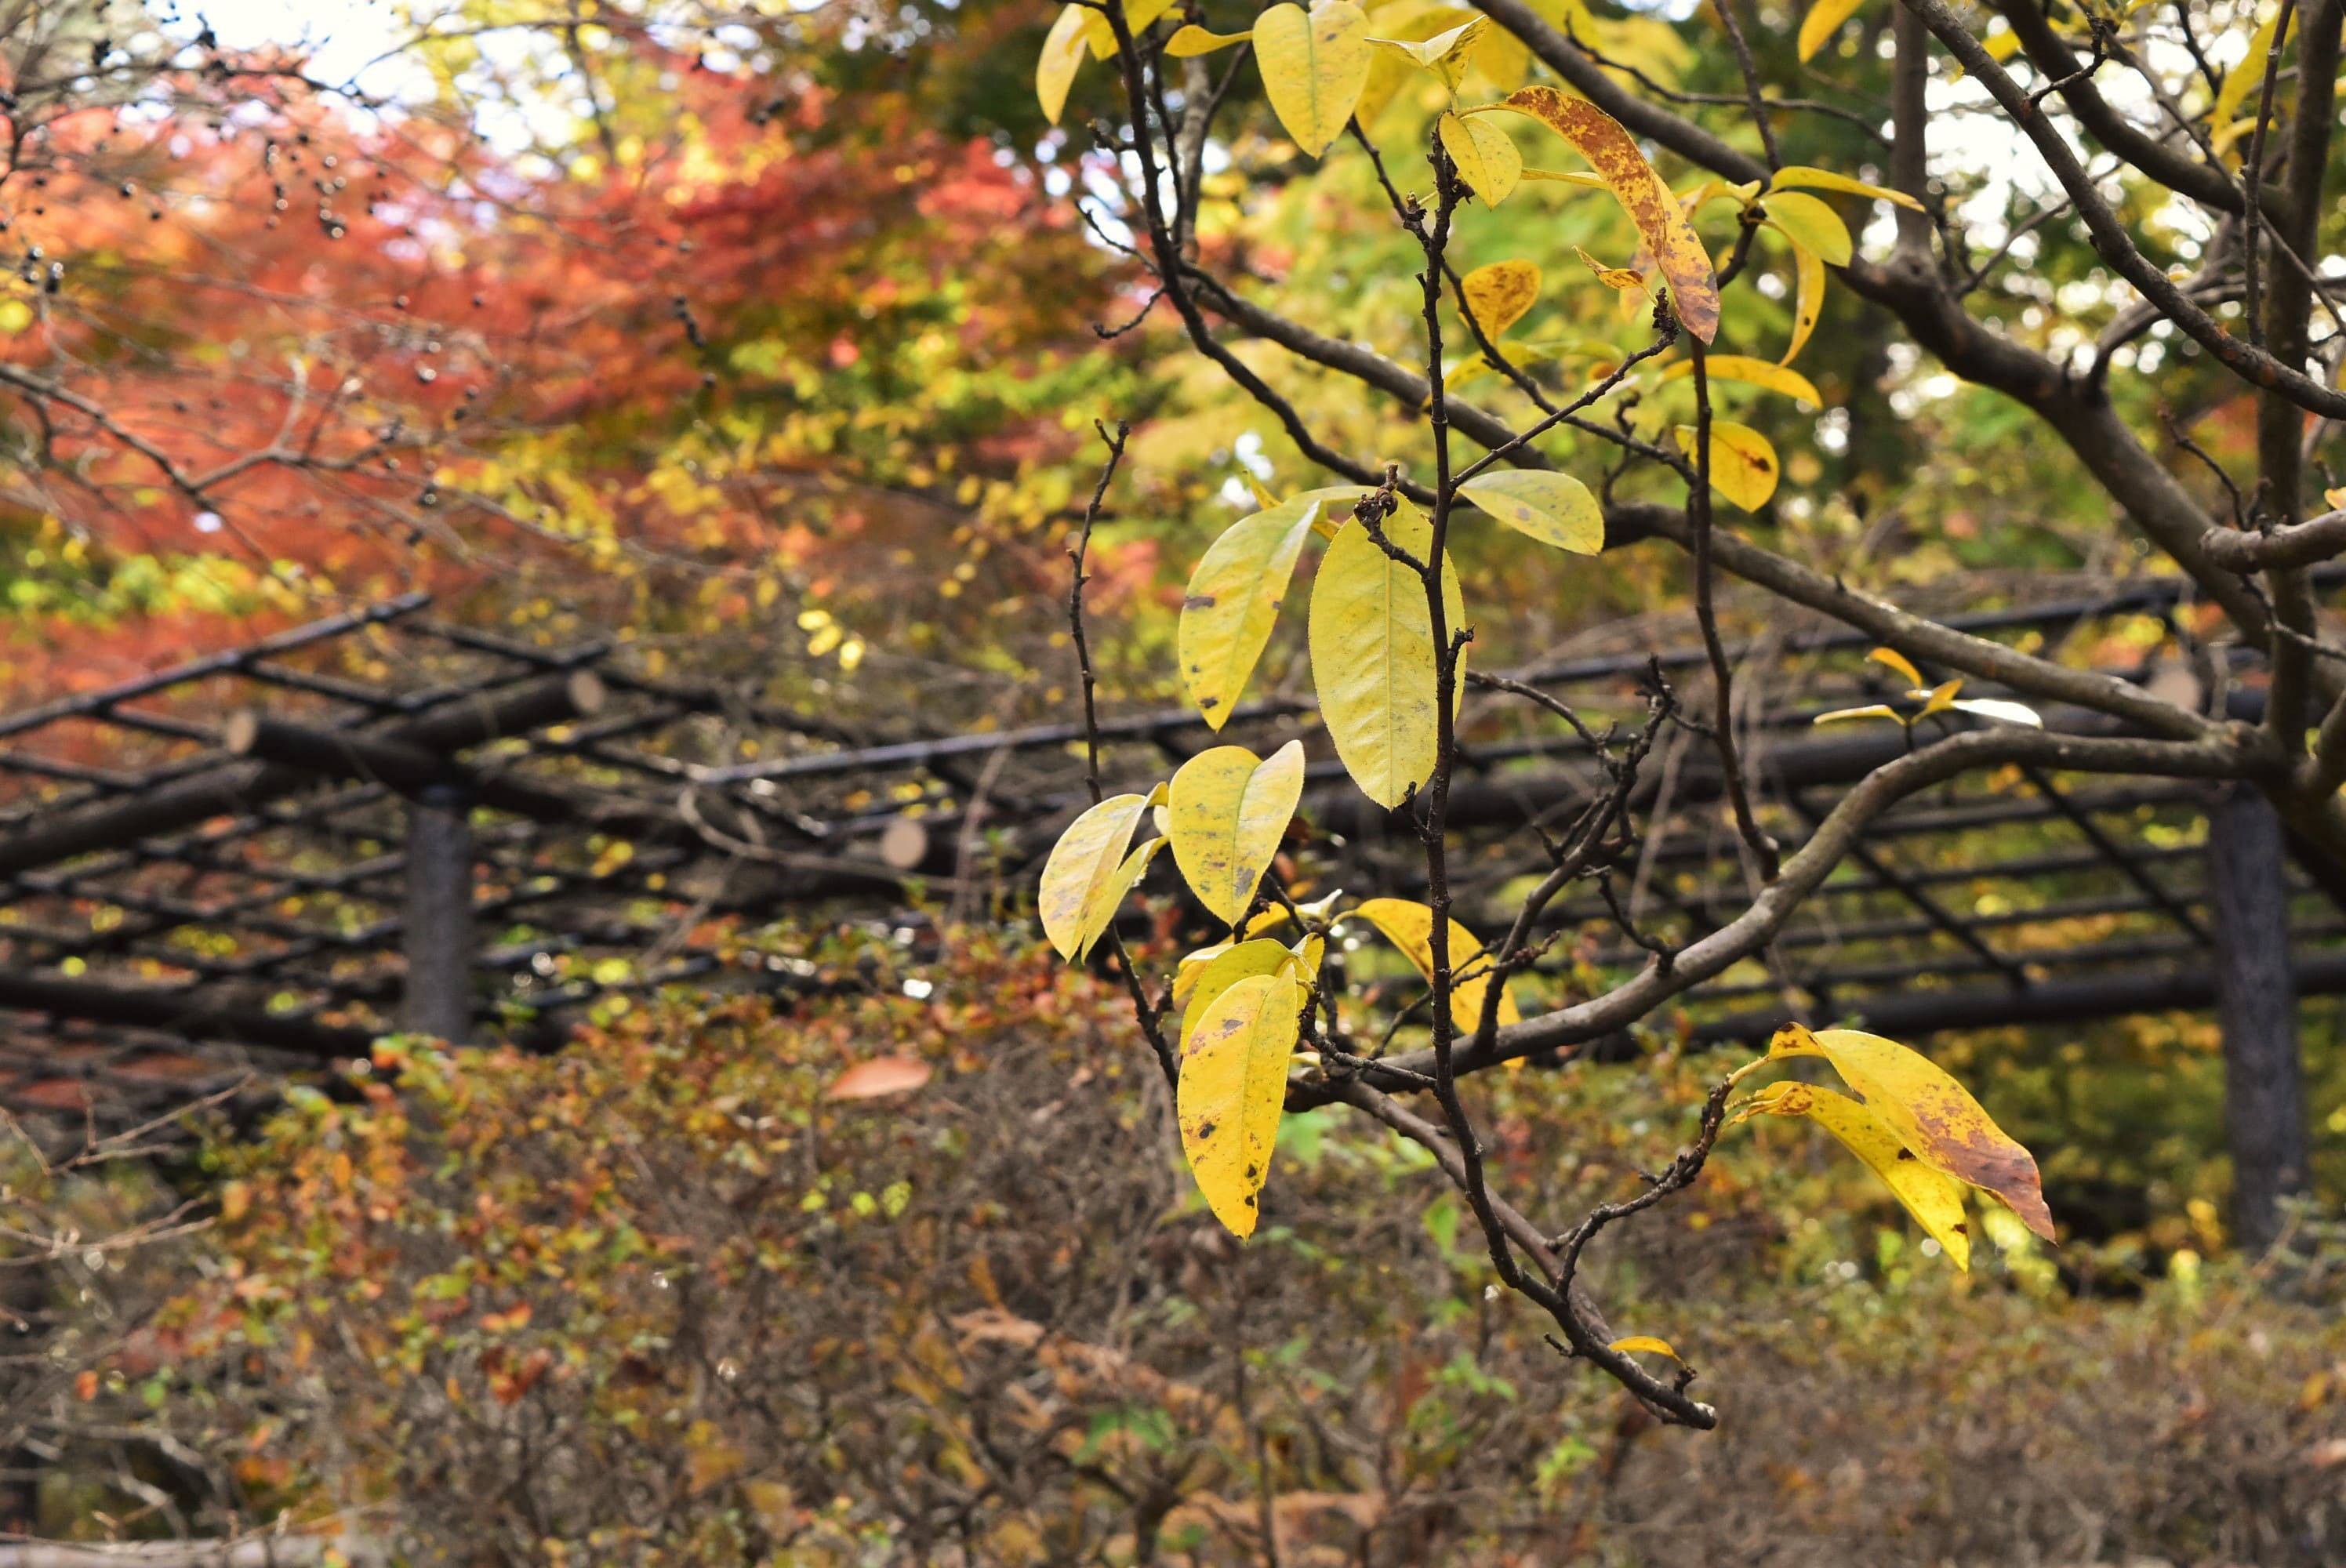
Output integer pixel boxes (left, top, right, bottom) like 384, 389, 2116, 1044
1168, 740, 1308, 926
1672, 419, 1780, 510
1768, 1024, 2057, 1242
1038, 791, 1154, 959
1437, 111, 1521, 206
1255, 0, 1373, 160
1770, 164, 1923, 211
1180, 497, 1327, 729
1178, 938, 1299, 1048
1307, 506, 1461, 809
1037, 4, 1090, 125
1661, 355, 1821, 405
1496, 86, 1718, 342
1178, 970, 1306, 1237
1797, 0, 1869, 61
1458, 470, 1604, 554
1736, 1080, 1974, 1269
1346, 897, 1520, 1033
1761, 191, 1853, 267
1166, 22, 1252, 55
1460, 259, 1541, 339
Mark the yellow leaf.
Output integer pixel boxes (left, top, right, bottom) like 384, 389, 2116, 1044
1307, 504, 1462, 808
1178, 971, 1306, 1236
1660, 355, 1822, 405
1798, 0, 1869, 62
1438, 110, 1521, 205
1607, 1335, 1682, 1360
1293, 931, 1326, 978
1496, 87, 1719, 341
1734, 1080, 1974, 1269
1811, 703, 1901, 726
1782, 238, 1825, 366
1460, 259, 1541, 338
1346, 897, 1520, 1033
1255, 0, 1374, 159
1080, 0, 1178, 59
1918, 677, 1963, 716
1166, 22, 1252, 54
1178, 938, 1300, 1047
1769, 164, 1923, 211
1180, 497, 1327, 728
1353, 3, 1477, 129
1037, 789, 1164, 960
2213, 5, 2290, 140
1457, 470, 1604, 554
1867, 645, 1924, 688
1365, 15, 1487, 90
1672, 420, 1780, 510
1760, 191, 1852, 267
1168, 740, 1308, 926
1086, 837, 1166, 959
2325, 485, 2346, 511
1037, 5, 1090, 125
1573, 245, 1647, 295
1520, 166, 1607, 189
1768, 1024, 2057, 1241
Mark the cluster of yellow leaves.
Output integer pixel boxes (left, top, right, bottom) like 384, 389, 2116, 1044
1813, 647, 2043, 730
1734, 1025, 2060, 1270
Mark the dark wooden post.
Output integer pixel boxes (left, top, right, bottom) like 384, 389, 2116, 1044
2207, 782, 2310, 1253
403, 782, 475, 1043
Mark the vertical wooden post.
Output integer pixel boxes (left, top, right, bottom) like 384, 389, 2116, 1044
2207, 782, 2309, 1253
403, 782, 474, 1044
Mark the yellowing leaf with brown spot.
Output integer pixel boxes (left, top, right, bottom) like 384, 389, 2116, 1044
1178, 970, 1306, 1236
1734, 1079, 1973, 1269
1761, 191, 1853, 267
1461, 260, 1541, 338
1079, 0, 1178, 58
1178, 938, 1301, 1047
1180, 497, 1327, 728
1497, 87, 1719, 342
1673, 419, 1781, 510
1797, 0, 1868, 61
1783, 238, 1825, 365
1768, 1024, 2057, 1241
1037, 5, 1091, 125
1346, 898, 1520, 1033
1661, 355, 1821, 405
1438, 111, 1521, 205
1255, 0, 1374, 159
1573, 245, 1647, 297
1038, 788, 1164, 960
1458, 470, 1604, 554
1307, 506, 1462, 808
1169, 740, 1307, 926
1770, 164, 1923, 210
1166, 22, 1252, 54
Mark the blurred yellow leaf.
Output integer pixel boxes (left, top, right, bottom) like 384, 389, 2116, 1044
1798, 0, 1868, 61
1346, 897, 1520, 1033
1036, 5, 1090, 124
1661, 354, 1821, 405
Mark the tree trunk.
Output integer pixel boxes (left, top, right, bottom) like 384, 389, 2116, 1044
2207, 783, 2310, 1254
401, 786, 475, 1044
